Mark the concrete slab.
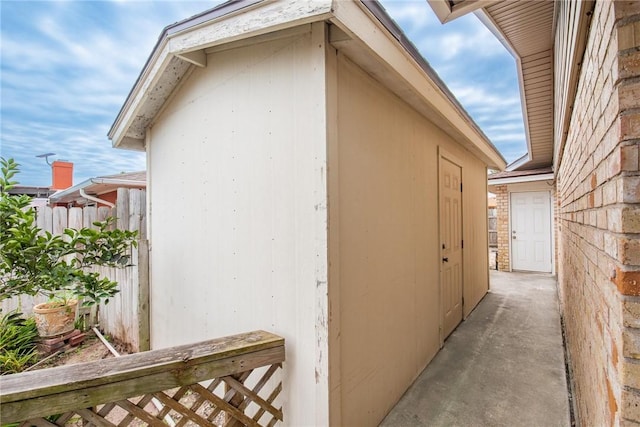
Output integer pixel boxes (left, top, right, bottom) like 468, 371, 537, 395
380, 271, 570, 427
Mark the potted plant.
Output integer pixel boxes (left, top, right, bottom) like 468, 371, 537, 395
0, 157, 138, 337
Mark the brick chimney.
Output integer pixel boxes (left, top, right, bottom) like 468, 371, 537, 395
51, 160, 73, 190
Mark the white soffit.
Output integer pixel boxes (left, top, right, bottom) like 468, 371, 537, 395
475, 0, 555, 170
427, 0, 556, 171
428, 0, 499, 24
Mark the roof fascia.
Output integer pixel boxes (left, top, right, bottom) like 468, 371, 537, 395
428, 0, 499, 24
109, 0, 334, 150
90, 178, 147, 187
505, 153, 530, 171
334, 1, 505, 169
49, 178, 93, 202
49, 176, 147, 202
488, 172, 554, 185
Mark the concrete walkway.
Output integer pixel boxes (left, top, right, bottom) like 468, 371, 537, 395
380, 271, 570, 427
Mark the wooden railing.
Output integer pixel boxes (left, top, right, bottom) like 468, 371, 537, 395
1, 330, 285, 426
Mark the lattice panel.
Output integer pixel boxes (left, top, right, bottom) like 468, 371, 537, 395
19, 363, 283, 427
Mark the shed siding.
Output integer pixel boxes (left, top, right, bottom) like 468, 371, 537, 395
146, 27, 328, 425
332, 54, 489, 426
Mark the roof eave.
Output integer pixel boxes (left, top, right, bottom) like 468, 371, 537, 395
111, 0, 506, 170
109, 0, 334, 150
488, 172, 554, 186
428, 0, 499, 24
350, 1, 505, 169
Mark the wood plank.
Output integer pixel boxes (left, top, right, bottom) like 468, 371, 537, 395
1, 331, 285, 423
116, 398, 167, 426
128, 189, 142, 233
197, 389, 259, 427
137, 240, 150, 352
83, 206, 97, 229
139, 190, 147, 240
251, 382, 282, 424
21, 418, 57, 427
151, 392, 214, 426
97, 206, 111, 223
223, 376, 283, 420
74, 408, 117, 427
117, 188, 129, 231
68, 207, 83, 230
52, 207, 67, 235
41, 206, 53, 234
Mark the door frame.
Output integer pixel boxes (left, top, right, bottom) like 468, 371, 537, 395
508, 189, 554, 274
437, 147, 464, 346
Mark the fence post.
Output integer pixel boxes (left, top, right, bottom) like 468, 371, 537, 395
137, 240, 150, 352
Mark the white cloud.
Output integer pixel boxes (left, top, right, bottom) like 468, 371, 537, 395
1, 0, 526, 184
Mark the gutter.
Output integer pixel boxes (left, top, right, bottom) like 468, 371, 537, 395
80, 188, 115, 208
88, 178, 146, 187
488, 173, 555, 186
49, 177, 146, 205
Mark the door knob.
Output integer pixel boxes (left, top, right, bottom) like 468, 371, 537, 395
442, 257, 449, 262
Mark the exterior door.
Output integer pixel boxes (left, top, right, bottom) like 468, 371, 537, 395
511, 191, 552, 272
439, 156, 463, 340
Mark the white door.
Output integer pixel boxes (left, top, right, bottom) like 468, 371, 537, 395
440, 156, 463, 339
511, 191, 552, 272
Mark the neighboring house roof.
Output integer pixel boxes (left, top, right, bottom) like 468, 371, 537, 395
108, 0, 506, 170
429, 0, 594, 172
49, 171, 146, 205
7, 186, 57, 199
488, 167, 554, 186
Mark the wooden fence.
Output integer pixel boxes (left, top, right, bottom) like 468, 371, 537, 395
1, 188, 149, 352
488, 207, 497, 247
1, 330, 285, 427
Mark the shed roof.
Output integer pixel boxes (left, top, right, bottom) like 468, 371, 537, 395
109, 0, 506, 170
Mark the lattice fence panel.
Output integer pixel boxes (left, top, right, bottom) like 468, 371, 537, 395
18, 363, 283, 427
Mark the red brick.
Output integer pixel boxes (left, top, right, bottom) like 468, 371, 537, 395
620, 238, 640, 265
622, 207, 640, 233
69, 333, 86, 347
615, 1, 640, 21
619, 52, 640, 80
623, 359, 640, 389
622, 389, 640, 423
621, 144, 639, 171
614, 268, 640, 296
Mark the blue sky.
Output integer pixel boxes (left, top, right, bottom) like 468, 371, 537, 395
1, 0, 525, 187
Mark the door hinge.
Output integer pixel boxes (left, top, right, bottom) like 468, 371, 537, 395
460, 182, 463, 192
461, 240, 464, 249
462, 297, 465, 306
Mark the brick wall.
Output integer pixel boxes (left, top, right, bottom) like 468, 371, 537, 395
493, 184, 510, 271
556, 1, 640, 425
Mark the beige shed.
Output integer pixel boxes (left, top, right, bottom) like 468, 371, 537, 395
109, 0, 505, 425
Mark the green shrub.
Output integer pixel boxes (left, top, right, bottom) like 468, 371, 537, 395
0, 310, 39, 374
0, 157, 138, 307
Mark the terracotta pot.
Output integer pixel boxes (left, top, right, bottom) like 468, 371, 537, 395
33, 299, 78, 337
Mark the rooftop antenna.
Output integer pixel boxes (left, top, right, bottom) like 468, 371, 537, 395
36, 153, 56, 166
